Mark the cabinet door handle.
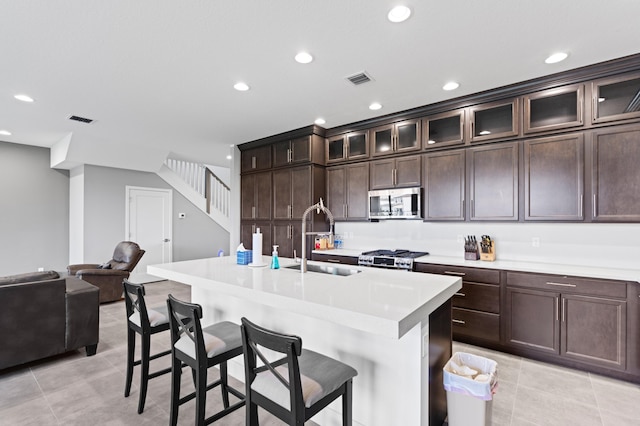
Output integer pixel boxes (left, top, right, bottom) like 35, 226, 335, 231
593, 194, 597, 217
288, 205, 292, 219
454, 292, 466, 297
546, 282, 576, 287
288, 148, 293, 163
452, 319, 466, 325
579, 194, 583, 218
344, 204, 348, 217
555, 297, 558, 321
445, 271, 466, 276
251, 156, 257, 169
471, 199, 475, 217
562, 297, 566, 322
252, 224, 256, 234
252, 206, 256, 219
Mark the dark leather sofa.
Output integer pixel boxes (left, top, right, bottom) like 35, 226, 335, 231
0, 270, 99, 370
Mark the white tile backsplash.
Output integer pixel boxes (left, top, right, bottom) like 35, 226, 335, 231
335, 221, 640, 270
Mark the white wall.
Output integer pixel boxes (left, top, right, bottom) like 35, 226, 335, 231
336, 221, 640, 270
68, 165, 84, 264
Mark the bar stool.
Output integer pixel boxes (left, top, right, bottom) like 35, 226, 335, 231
166, 294, 245, 426
123, 279, 175, 414
240, 317, 358, 426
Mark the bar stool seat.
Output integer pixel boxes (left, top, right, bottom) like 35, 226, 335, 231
123, 279, 175, 414
241, 317, 357, 426
167, 294, 245, 426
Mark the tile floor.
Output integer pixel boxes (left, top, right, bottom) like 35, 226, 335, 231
1, 280, 639, 425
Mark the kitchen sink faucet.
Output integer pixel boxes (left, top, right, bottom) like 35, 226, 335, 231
301, 198, 334, 273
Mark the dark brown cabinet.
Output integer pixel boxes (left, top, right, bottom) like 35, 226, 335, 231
469, 99, 519, 143
423, 110, 465, 149
272, 222, 303, 258
591, 125, 640, 221
272, 166, 318, 220
505, 271, 628, 370
326, 163, 369, 220
415, 264, 500, 344
326, 131, 369, 163
592, 72, 640, 124
371, 119, 421, 156
273, 135, 325, 167
423, 150, 465, 221
369, 155, 421, 189
241, 145, 271, 172
468, 142, 519, 221
523, 84, 584, 134
241, 171, 271, 220
524, 134, 584, 220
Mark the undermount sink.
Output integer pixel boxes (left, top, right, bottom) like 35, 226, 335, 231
285, 263, 362, 276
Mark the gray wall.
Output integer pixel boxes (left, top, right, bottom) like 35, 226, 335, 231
0, 142, 70, 275
82, 165, 229, 263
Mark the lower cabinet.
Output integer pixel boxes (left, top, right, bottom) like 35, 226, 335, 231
505, 271, 627, 370
272, 222, 303, 258
415, 264, 500, 344
240, 222, 272, 256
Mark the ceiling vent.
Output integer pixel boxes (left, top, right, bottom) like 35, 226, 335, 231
68, 115, 94, 124
346, 71, 373, 86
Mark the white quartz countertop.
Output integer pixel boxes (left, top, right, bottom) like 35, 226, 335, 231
313, 249, 640, 282
148, 256, 461, 339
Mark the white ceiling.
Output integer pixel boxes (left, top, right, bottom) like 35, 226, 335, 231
2, 1, 640, 171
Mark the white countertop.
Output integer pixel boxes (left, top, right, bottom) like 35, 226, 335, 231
148, 256, 461, 339
313, 249, 640, 282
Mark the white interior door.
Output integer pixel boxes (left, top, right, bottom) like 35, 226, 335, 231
126, 186, 173, 283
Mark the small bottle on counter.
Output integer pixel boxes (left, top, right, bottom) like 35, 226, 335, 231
270, 245, 280, 269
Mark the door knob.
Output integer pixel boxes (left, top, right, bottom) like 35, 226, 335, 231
163, 238, 171, 242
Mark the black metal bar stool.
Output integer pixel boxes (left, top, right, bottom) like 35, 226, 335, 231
166, 294, 245, 426
123, 279, 174, 414
240, 317, 358, 426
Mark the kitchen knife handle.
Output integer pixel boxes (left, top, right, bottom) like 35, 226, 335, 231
445, 271, 466, 276
452, 319, 466, 325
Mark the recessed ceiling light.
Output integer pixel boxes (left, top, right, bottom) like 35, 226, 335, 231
14, 94, 34, 102
295, 52, 313, 64
545, 52, 568, 64
233, 82, 250, 91
314, 118, 326, 125
443, 81, 460, 91
388, 5, 411, 23
369, 102, 382, 111
0, 130, 12, 136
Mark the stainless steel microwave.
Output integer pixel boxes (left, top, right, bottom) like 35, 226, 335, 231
368, 187, 421, 219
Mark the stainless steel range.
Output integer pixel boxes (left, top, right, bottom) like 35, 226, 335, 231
358, 249, 429, 270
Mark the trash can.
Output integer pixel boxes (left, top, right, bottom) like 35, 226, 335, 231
443, 352, 498, 426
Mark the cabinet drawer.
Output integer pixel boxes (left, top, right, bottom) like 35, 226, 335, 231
506, 271, 627, 298
452, 308, 500, 342
453, 282, 500, 313
311, 253, 358, 265
416, 264, 500, 284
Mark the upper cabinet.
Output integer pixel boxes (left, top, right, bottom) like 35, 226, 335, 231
369, 155, 421, 190
524, 134, 584, 221
469, 99, 519, 143
371, 119, 421, 156
326, 130, 369, 163
591, 124, 640, 222
423, 150, 466, 221
468, 142, 519, 221
241, 145, 271, 172
423, 110, 465, 150
326, 163, 369, 220
523, 84, 584, 134
592, 73, 640, 124
272, 135, 325, 167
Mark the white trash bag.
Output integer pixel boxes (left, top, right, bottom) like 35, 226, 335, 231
443, 352, 497, 401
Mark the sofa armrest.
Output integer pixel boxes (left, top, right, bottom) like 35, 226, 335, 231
65, 278, 99, 352
75, 269, 129, 277
68, 264, 100, 275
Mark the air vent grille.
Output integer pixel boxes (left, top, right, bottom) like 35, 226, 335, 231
346, 71, 373, 86
68, 115, 94, 124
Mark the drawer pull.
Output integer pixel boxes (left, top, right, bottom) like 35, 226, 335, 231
546, 282, 577, 287
454, 292, 466, 297
445, 271, 466, 276
452, 319, 466, 325
326, 259, 341, 263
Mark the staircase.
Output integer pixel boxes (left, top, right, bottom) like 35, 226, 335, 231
158, 158, 231, 232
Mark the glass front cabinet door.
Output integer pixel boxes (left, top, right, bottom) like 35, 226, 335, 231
371, 119, 420, 156
423, 109, 465, 149
523, 84, 584, 134
469, 99, 519, 143
592, 73, 640, 124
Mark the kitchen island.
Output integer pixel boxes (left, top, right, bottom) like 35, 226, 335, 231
148, 256, 462, 426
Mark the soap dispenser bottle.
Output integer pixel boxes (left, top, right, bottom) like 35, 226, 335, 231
270, 245, 280, 269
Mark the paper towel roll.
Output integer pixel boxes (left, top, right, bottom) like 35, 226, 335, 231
252, 228, 263, 265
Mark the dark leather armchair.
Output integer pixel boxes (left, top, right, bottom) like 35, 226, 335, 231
68, 241, 145, 303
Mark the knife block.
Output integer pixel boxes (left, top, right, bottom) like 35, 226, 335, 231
480, 241, 496, 262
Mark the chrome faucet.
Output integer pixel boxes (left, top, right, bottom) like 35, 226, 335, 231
301, 198, 334, 273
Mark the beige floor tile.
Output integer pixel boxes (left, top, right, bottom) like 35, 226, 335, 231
511, 385, 602, 426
